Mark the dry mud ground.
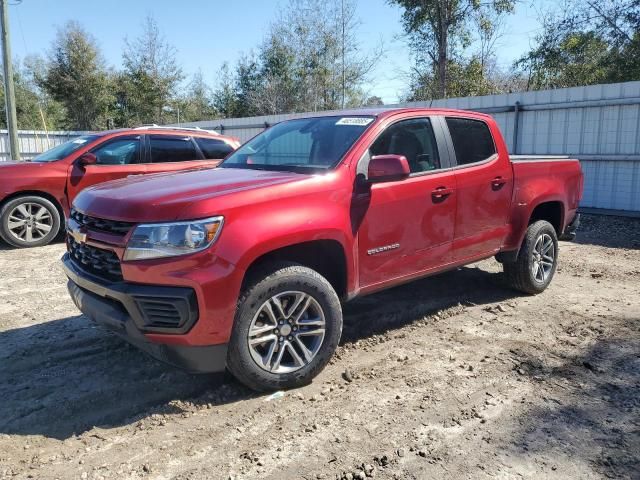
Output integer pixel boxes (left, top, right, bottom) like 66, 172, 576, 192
0, 214, 638, 480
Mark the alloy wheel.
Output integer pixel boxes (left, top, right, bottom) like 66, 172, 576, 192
6, 202, 53, 243
247, 291, 326, 374
531, 233, 555, 283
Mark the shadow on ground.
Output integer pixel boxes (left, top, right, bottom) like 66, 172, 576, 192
0, 265, 520, 440
508, 324, 640, 479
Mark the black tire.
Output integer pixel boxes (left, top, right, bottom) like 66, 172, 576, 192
0, 195, 61, 248
503, 220, 559, 295
227, 262, 342, 392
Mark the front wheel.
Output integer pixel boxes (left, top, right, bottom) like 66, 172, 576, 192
227, 263, 343, 392
0, 196, 61, 248
503, 220, 558, 294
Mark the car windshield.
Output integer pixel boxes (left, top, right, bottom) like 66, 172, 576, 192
220, 115, 375, 173
32, 135, 99, 162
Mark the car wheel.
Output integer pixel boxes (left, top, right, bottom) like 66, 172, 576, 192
227, 262, 342, 392
0, 196, 61, 248
503, 220, 558, 295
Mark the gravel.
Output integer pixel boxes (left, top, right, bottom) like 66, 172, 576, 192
0, 214, 638, 479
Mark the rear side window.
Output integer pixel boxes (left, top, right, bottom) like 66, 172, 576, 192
149, 135, 199, 163
195, 138, 235, 159
446, 117, 496, 166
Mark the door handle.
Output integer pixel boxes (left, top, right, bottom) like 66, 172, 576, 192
431, 186, 454, 201
491, 176, 507, 189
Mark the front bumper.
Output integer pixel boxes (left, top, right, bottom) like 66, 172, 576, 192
62, 253, 227, 373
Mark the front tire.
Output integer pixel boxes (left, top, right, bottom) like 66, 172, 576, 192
0, 196, 61, 248
503, 220, 558, 294
227, 263, 342, 392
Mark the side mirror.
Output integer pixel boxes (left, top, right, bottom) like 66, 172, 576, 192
78, 152, 97, 166
367, 154, 410, 183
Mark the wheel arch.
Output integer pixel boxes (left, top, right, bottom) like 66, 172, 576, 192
240, 239, 350, 300
528, 200, 564, 235
499, 197, 565, 262
0, 190, 66, 228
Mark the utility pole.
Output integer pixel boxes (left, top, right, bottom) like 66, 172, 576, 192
0, 0, 19, 160
341, 0, 346, 109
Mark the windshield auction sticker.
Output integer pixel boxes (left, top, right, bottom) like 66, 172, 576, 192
336, 117, 374, 126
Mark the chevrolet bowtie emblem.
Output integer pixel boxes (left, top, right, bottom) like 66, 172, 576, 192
69, 228, 87, 244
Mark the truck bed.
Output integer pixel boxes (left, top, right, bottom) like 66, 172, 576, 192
500, 155, 583, 251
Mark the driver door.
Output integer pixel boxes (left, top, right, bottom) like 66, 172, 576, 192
67, 135, 146, 202
355, 117, 457, 291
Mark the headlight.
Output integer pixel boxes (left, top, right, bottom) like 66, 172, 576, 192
123, 216, 224, 261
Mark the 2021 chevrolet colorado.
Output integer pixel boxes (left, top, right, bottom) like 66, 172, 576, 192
63, 108, 583, 391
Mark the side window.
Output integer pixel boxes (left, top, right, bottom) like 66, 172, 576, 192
446, 117, 496, 166
90, 137, 140, 165
195, 137, 235, 159
149, 135, 199, 163
370, 118, 440, 173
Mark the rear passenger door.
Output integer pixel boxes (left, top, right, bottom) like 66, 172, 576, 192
143, 135, 220, 174
445, 117, 513, 261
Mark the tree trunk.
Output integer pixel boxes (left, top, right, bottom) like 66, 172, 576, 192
437, 8, 448, 99
437, 41, 447, 98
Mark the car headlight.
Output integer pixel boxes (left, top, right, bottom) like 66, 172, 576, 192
123, 216, 224, 261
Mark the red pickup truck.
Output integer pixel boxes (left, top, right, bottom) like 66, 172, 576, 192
62, 108, 583, 391
0, 127, 239, 248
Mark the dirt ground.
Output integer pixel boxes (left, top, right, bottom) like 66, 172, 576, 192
0, 214, 638, 480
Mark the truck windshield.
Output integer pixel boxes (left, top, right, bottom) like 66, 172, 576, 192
32, 135, 99, 162
220, 116, 374, 173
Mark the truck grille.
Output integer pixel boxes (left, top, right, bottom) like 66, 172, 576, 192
68, 237, 123, 282
70, 209, 133, 236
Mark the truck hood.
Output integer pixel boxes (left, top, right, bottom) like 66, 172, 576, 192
73, 167, 308, 222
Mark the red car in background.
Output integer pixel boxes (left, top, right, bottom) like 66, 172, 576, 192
0, 127, 240, 248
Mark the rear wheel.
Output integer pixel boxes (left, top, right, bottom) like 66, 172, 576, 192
227, 263, 342, 392
0, 196, 61, 248
503, 220, 558, 294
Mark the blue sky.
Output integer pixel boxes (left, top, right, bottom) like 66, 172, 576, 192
9, 0, 555, 103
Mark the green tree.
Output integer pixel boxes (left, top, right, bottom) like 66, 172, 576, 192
234, 53, 262, 117
390, 0, 515, 99
37, 21, 113, 130
177, 71, 218, 122
22, 55, 66, 130
517, 0, 640, 89
213, 0, 381, 117
0, 59, 64, 130
212, 62, 239, 118
363, 95, 384, 106
120, 15, 184, 125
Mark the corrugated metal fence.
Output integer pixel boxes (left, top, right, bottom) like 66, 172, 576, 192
177, 81, 640, 213
0, 129, 89, 162
3, 81, 640, 213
